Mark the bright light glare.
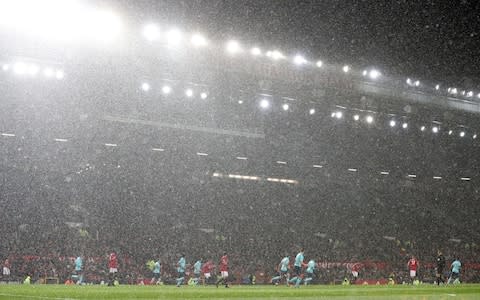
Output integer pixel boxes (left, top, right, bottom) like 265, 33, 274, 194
43, 67, 54, 77
451, 88, 458, 94
414, 80, 420, 87
293, 55, 307, 65
166, 28, 182, 46
185, 89, 193, 97
406, 78, 412, 85
316, 60, 323, 68
389, 120, 396, 127
191, 34, 207, 47
238, 100, 243, 104
473, 134, 477, 139
362, 70, 368, 76
259, 99, 270, 109
250, 47, 261, 56
435, 84, 440, 90
55, 70, 64, 79
282, 104, 289, 111
432, 126, 438, 133
2, 64, 9, 71
13, 62, 27, 75
402, 123, 408, 129
162, 85, 171, 94
467, 91, 473, 97
142, 24, 160, 41
342, 65, 350, 73
200, 92, 208, 99
226, 40, 241, 54
353, 114, 360, 121
460, 131, 465, 137
335, 111, 343, 119
309, 108, 315, 115
366, 115, 374, 123
27, 64, 39, 76
420, 126, 425, 131
141, 82, 150, 92
271, 50, 284, 60
448, 130, 453, 135
369, 69, 380, 79
0, 1, 123, 43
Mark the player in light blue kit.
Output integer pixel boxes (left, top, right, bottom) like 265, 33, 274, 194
271, 255, 290, 285
193, 258, 202, 286
304, 259, 316, 285
74, 256, 83, 285
448, 257, 461, 284
151, 259, 161, 285
176, 254, 186, 287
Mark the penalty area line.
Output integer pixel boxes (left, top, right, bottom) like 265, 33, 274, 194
0, 293, 77, 300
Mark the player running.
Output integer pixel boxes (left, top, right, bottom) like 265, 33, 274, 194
176, 254, 186, 287
288, 248, 305, 287
407, 255, 419, 284
447, 257, 461, 285
192, 258, 202, 286
3, 258, 11, 283
272, 255, 290, 285
435, 250, 446, 285
351, 262, 362, 284
201, 259, 215, 285
216, 252, 229, 288
150, 258, 161, 285
108, 252, 118, 286
304, 259, 316, 285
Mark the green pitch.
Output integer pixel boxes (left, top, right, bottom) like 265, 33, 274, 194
0, 284, 479, 300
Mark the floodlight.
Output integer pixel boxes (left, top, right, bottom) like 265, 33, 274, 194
293, 55, 307, 65
432, 126, 438, 133
250, 47, 261, 56
353, 114, 360, 121
43, 67, 54, 77
316, 60, 323, 68
141, 82, 150, 92
166, 28, 182, 46
369, 69, 380, 79
342, 65, 350, 73
185, 89, 193, 97
191, 34, 207, 47
162, 85, 171, 94
460, 131, 465, 137
27, 64, 39, 76
366, 115, 374, 123
402, 123, 408, 129
13, 62, 27, 75
335, 111, 343, 119
309, 108, 315, 115
389, 120, 396, 127
200, 92, 208, 99
226, 40, 241, 54
282, 104, 289, 111
55, 70, 64, 79
142, 24, 160, 41
260, 99, 270, 109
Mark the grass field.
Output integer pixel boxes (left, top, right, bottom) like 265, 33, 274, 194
0, 284, 479, 300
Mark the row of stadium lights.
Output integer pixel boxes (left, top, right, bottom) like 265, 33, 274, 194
137, 81, 478, 140
1, 61, 64, 79
0, 132, 474, 184
140, 24, 480, 100
140, 82, 208, 99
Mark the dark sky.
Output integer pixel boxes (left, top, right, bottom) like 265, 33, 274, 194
115, 0, 480, 86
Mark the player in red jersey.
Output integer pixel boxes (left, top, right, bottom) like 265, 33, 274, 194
108, 252, 118, 286
407, 255, 419, 284
201, 260, 215, 285
351, 262, 362, 284
216, 252, 229, 288
3, 258, 11, 282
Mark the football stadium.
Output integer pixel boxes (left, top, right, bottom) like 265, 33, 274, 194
1, 1, 480, 299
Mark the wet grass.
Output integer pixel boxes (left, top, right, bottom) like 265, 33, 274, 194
0, 283, 479, 300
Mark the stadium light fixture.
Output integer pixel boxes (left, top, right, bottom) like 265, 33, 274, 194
420, 126, 426, 131
162, 85, 171, 94
369, 69, 380, 79
448, 130, 453, 135
185, 89, 194, 97
335, 111, 343, 119
55, 70, 64, 79
259, 99, 270, 109
13, 62, 27, 75
282, 103, 289, 111
477, 93, 480, 99
342, 65, 350, 73
353, 114, 360, 121
226, 40, 241, 54
467, 91, 474, 97
293, 55, 307, 65
316, 60, 323, 68
238, 100, 244, 104
309, 108, 315, 115
435, 84, 440, 90
200, 92, 208, 99
402, 122, 408, 129
432, 126, 438, 133
166, 28, 182, 47
460, 131, 465, 137
389, 120, 396, 127
27, 64, 39, 76
451, 88, 458, 94
461, 90, 466, 96
142, 24, 160, 41
366, 115, 374, 124
362, 70, 368, 76
191, 33, 207, 47
414, 80, 420, 87
43, 67, 54, 78
473, 134, 477, 139
406, 78, 412, 85
250, 47, 261, 56
141, 82, 150, 92
271, 50, 285, 60
2, 64, 9, 71
331, 112, 336, 118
